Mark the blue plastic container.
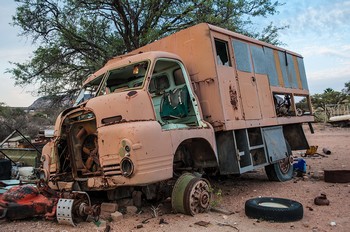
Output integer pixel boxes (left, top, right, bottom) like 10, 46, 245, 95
293, 158, 306, 173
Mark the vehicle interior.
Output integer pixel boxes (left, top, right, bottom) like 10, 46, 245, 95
148, 59, 200, 129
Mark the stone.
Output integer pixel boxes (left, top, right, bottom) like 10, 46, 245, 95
100, 211, 112, 220
110, 211, 123, 222
101, 202, 118, 213
126, 206, 138, 214
132, 191, 143, 208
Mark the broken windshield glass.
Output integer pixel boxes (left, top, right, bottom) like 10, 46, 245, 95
104, 61, 149, 93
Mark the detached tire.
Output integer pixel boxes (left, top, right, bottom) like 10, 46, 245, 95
245, 197, 303, 222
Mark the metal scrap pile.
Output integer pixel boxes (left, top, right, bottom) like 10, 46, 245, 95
0, 181, 100, 226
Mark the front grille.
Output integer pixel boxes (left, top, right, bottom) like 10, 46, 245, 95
103, 164, 122, 176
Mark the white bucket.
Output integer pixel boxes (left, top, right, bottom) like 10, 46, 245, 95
18, 167, 34, 177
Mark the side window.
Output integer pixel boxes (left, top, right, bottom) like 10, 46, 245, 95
214, 39, 231, 66
149, 74, 170, 94
232, 39, 253, 72
173, 68, 185, 85
278, 51, 291, 88
250, 46, 267, 74
264, 47, 279, 86
297, 57, 309, 90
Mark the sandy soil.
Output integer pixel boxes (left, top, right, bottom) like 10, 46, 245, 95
2, 123, 350, 232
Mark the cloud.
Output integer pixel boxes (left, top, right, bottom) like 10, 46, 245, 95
301, 44, 350, 60
308, 64, 350, 81
0, 76, 37, 107
281, 1, 350, 37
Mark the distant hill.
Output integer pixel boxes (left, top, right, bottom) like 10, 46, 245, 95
28, 95, 71, 110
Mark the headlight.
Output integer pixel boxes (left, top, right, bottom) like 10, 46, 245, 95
120, 157, 134, 177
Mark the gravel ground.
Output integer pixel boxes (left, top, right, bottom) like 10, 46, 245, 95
1, 123, 350, 232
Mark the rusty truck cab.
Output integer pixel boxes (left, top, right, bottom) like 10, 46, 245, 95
41, 51, 218, 191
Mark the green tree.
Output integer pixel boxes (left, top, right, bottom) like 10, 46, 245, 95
0, 104, 54, 141
342, 81, 350, 95
9, 0, 286, 98
312, 88, 347, 110
311, 87, 348, 120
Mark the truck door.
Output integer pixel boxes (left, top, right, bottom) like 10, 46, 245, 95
148, 58, 204, 130
232, 39, 262, 120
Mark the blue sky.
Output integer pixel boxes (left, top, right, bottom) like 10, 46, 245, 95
0, 0, 349, 107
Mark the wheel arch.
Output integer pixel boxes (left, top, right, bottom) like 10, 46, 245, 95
174, 137, 218, 169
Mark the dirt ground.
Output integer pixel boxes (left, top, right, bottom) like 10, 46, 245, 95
2, 123, 350, 232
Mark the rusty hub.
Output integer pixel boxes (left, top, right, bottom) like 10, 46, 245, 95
172, 173, 211, 216
278, 157, 292, 174
184, 178, 211, 215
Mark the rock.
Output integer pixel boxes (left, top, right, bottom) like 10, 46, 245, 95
159, 218, 168, 224
118, 198, 134, 207
101, 202, 119, 213
126, 206, 138, 214
132, 191, 142, 208
211, 207, 235, 215
110, 211, 123, 221
314, 193, 330, 206
194, 221, 211, 227
104, 225, 111, 232
100, 212, 112, 220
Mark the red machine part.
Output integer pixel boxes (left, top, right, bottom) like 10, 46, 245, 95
0, 184, 100, 225
0, 185, 57, 220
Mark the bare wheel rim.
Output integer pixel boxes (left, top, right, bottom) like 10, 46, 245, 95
279, 157, 291, 174
186, 179, 210, 215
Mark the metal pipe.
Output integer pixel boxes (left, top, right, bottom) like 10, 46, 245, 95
308, 122, 314, 134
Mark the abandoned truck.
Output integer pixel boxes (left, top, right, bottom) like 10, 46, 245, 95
40, 23, 313, 215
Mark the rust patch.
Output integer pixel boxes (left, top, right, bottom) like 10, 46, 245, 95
229, 85, 238, 110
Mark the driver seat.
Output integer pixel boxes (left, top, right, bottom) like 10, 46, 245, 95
160, 86, 189, 120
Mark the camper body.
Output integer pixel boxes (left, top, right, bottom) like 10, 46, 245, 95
41, 24, 313, 207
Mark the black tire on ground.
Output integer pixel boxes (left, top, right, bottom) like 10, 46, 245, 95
245, 197, 303, 222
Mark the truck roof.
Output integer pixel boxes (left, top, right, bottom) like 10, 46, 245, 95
207, 23, 302, 57
83, 51, 182, 85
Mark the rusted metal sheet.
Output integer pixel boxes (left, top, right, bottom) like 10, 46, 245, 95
262, 126, 288, 162
324, 170, 350, 183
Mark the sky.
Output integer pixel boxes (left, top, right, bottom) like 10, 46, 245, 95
0, 0, 349, 107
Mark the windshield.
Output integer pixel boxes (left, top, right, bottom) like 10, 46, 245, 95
73, 61, 149, 106
104, 61, 149, 93
74, 74, 104, 106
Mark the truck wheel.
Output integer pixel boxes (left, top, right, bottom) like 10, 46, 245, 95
245, 197, 303, 222
171, 173, 211, 215
265, 157, 293, 182
265, 140, 293, 182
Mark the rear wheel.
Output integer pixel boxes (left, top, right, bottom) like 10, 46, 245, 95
265, 157, 293, 181
265, 141, 293, 182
